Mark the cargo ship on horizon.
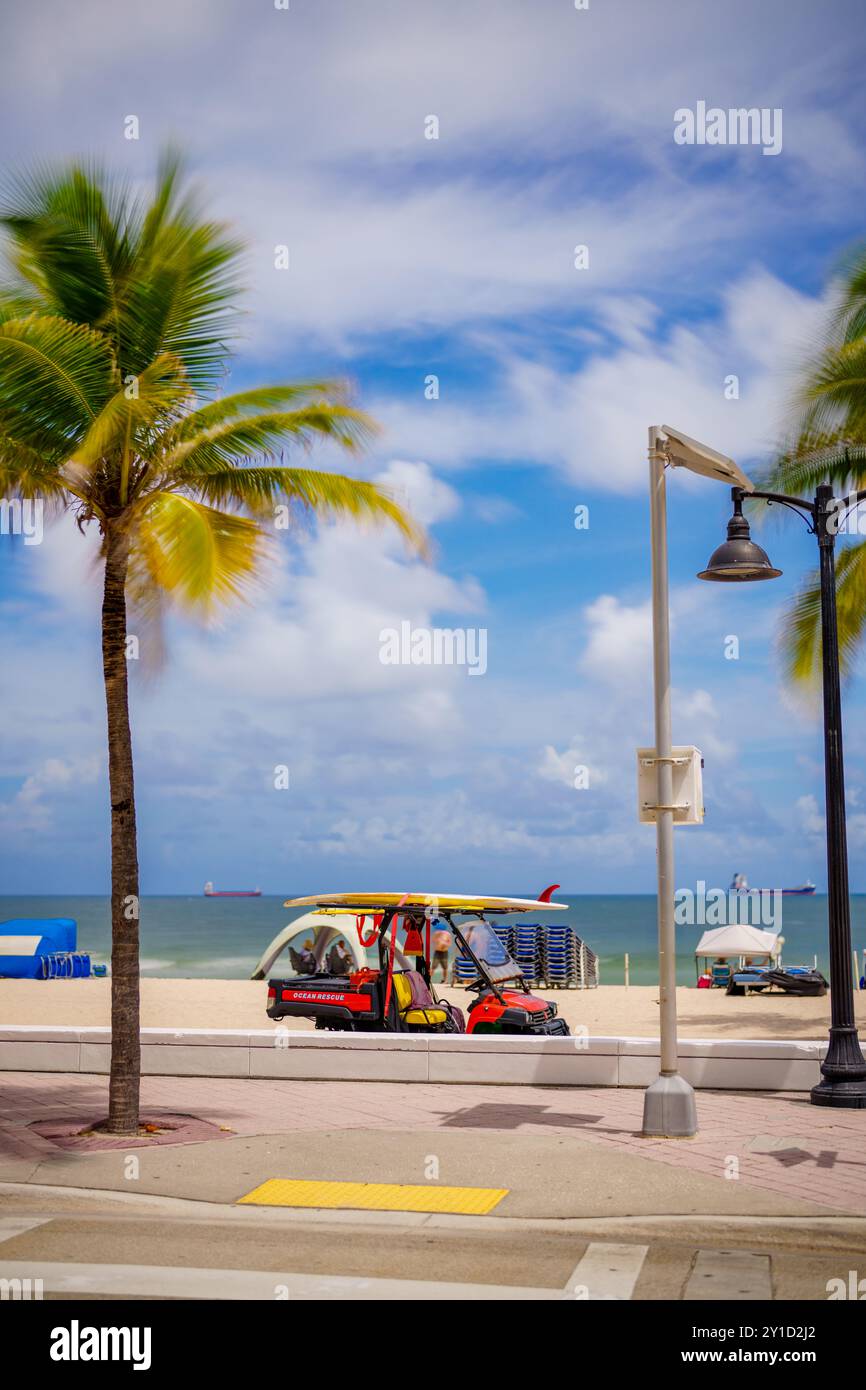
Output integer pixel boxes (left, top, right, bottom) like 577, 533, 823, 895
203, 881, 262, 898
730, 872, 816, 897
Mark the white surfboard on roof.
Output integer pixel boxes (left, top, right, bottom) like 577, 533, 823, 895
283, 890, 568, 913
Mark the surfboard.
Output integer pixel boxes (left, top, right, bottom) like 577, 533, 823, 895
282, 891, 568, 913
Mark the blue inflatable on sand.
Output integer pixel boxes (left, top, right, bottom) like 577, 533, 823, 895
0, 919, 78, 978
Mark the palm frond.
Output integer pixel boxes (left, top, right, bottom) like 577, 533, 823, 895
0, 152, 244, 390
132, 491, 265, 610
763, 431, 866, 495
69, 352, 191, 477
0, 159, 141, 338
781, 539, 866, 688
0, 435, 74, 507
179, 463, 427, 554
160, 382, 352, 443
0, 313, 114, 446
159, 405, 379, 486
120, 153, 244, 386
798, 337, 866, 438
829, 241, 866, 345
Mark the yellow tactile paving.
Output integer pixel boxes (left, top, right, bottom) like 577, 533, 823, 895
236, 1178, 509, 1215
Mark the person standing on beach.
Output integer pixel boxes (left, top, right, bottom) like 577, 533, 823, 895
432, 925, 451, 982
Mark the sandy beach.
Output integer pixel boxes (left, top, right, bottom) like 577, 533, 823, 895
0, 977, 861, 1038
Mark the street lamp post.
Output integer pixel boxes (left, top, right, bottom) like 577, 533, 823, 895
699, 482, 866, 1108
642, 426, 755, 1138
644, 431, 696, 1136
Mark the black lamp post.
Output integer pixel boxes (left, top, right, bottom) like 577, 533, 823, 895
699, 482, 866, 1108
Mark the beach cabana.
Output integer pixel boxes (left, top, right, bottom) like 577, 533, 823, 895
0, 918, 77, 978
694, 922, 781, 982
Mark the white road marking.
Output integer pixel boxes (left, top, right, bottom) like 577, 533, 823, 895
685, 1248, 772, 1301
0, 1216, 49, 1245
564, 1241, 649, 1300
0, 1261, 565, 1301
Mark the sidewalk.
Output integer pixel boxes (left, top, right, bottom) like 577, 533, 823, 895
1, 1072, 865, 1219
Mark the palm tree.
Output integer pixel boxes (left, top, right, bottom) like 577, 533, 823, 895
0, 154, 422, 1133
767, 244, 866, 687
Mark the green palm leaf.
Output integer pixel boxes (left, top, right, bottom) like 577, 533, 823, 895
0, 159, 140, 339
178, 463, 427, 552
0, 436, 74, 506
0, 152, 242, 390
782, 539, 866, 688
134, 491, 264, 610
161, 404, 378, 480
69, 352, 191, 479
768, 244, 866, 686
162, 382, 353, 440
766, 432, 866, 495
0, 313, 114, 447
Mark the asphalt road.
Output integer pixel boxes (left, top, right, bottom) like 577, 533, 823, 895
2, 1187, 864, 1300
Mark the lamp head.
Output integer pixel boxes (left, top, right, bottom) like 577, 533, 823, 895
697, 490, 782, 582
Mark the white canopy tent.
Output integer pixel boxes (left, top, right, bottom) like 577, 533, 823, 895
695, 922, 782, 980
250, 910, 414, 981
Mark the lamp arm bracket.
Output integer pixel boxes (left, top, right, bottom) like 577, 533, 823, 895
745, 489, 816, 533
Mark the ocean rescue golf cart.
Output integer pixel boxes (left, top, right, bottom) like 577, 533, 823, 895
265, 891, 571, 1036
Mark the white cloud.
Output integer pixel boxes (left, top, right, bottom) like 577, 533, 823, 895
5, 2, 858, 353
582, 595, 652, 685
0, 755, 101, 833
374, 459, 459, 526
795, 793, 825, 836
371, 268, 831, 487
538, 741, 608, 790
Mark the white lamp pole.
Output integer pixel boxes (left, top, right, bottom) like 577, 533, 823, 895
641, 426, 754, 1138
643, 427, 698, 1137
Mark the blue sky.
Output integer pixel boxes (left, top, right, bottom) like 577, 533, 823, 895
2, 0, 866, 894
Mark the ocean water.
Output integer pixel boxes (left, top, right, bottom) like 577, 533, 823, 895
2, 893, 865, 985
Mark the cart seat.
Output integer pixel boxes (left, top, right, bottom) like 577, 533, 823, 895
392, 972, 448, 1026
405, 1007, 449, 1024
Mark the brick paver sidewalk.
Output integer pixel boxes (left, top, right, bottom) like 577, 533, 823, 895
1, 1072, 864, 1214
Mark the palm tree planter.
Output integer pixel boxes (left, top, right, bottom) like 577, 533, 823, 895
0, 156, 420, 1133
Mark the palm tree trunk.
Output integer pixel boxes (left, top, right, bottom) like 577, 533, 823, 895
101, 521, 141, 1134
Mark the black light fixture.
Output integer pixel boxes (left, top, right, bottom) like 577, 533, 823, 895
697, 481, 866, 1107
697, 491, 782, 582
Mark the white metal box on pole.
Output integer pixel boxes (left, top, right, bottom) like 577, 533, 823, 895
637, 745, 704, 825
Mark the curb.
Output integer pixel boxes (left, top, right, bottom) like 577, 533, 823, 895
0, 1026, 828, 1090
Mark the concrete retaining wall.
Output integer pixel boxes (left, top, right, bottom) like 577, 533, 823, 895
0, 1026, 826, 1090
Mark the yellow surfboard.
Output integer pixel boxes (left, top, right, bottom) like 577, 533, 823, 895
282, 891, 567, 913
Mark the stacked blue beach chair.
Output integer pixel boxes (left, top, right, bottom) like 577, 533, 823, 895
454, 921, 517, 982
541, 923, 580, 987
451, 919, 599, 989
538, 924, 599, 988
453, 945, 480, 983
513, 922, 544, 985
490, 922, 515, 956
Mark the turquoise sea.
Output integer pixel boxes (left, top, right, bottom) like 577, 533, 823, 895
2, 893, 866, 985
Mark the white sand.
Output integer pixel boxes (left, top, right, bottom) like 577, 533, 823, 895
0, 977, 860, 1039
